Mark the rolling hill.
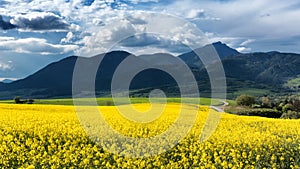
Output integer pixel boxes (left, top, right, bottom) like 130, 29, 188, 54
0, 42, 299, 99
222, 52, 300, 85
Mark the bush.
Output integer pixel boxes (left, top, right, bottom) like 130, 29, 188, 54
14, 96, 21, 103
282, 103, 294, 113
281, 111, 300, 119
261, 97, 271, 108
14, 96, 26, 104
252, 104, 261, 108
27, 99, 34, 104
14, 96, 34, 104
236, 95, 255, 106
105, 101, 112, 106
292, 99, 300, 112
236, 108, 282, 118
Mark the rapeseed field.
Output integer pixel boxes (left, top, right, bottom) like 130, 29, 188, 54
0, 103, 299, 168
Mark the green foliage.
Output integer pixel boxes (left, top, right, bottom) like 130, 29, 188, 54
14, 96, 27, 104
27, 99, 34, 104
282, 103, 294, 112
231, 94, 300, 119
14, 96, 21, 104
292, 99, 300, 112
284, 76, 300, 90
105, 100, 112, 106
261, 97, 271, 108
281, 111, 300, 119
252, 104, 261, 108
236, 95, 255, 106
236, 108, 282, 118
13, 96, 34, 104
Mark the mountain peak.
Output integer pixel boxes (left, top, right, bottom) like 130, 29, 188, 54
106, 50, 133, 56
212, 41, 223, 45
210, 41, 240, 57
178, 41, 240, 67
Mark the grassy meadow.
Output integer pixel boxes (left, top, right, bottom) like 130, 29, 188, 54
0, 97, 222, 106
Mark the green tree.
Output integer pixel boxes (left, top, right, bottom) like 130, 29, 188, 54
14, 96, 26, 104
261, 96, 271, 108
283, 103, 294, 113
292, 99, 300, 112
236, 95, 255, 107
14, 96, 21, 104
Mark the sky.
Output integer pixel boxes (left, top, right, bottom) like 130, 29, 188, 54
0, 0, 300, 80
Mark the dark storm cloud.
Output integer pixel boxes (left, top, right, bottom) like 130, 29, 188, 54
120, 34, 161, 47
12, 13, 69, 31
120, 34, 190, 53
0, 0, 9, 7
0, 15, 17, 30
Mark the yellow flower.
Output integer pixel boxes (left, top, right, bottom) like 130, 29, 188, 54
0, 103, 298, 168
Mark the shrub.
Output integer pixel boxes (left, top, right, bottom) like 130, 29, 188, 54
236, 95, 255, 106
281, 111, 300, 119
105, 101, 113, 106
261, 97, 271, 108
236, 108, 282, 118
14, 96, 21, 104
14, 96, 26, 104
252, 104, 261, 108
27, 99, 34, 104
292, 99, 300, 112
282, 103, 294, 113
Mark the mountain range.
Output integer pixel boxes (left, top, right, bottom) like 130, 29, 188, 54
0, 42, 299, 100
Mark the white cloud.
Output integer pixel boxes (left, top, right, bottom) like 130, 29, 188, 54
1, 0, 300, 57
129, 0, 159, 4
75, 19, 137, 56
186, 9, 205, 19
217, 0, 300, 38
236, 46, 252, 53
161, 0, 300, 52
240, 39, 256, 46
0, 37, 78, 55
0, 61, 12, 71
185, 9, 220, 21
61, 32, 74, 43
1, 1, 210, 56
0, 0, 300, 80
75, 12, 211, 56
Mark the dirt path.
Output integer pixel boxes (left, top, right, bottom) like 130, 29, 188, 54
209, 101, 228, 112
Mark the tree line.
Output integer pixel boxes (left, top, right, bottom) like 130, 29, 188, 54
234, 94, 300, 119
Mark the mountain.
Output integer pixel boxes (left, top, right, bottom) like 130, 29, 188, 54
178, 41, 240, 67
139, 53, 183, 65
0, 51, 180, 99
0, 42, 299, 99
0, 51, 136, 98
221, 52, 300, 85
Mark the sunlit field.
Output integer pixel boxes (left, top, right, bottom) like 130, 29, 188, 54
0, 103, 299, 168
0, 97, 221, 106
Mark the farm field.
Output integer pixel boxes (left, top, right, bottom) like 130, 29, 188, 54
0, 103, 299, 168
0, 97, 222, 106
